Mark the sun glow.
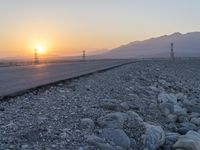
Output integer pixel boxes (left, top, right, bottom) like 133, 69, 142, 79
35, 45, 45, 54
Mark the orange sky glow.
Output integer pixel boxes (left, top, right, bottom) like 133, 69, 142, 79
0, 0, 200, 59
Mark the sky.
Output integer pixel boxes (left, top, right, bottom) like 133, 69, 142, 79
0, 0, 200, 59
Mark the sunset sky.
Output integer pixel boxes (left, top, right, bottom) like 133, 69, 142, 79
0, 0, 200, 59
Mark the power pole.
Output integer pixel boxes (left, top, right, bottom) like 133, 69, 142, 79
83, 50, 86, 61
34, 48, 39, 64
170, 43, 175, 60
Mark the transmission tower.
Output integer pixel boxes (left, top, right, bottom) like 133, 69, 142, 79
83, 50, 86, 61
170, 43, 175, 60
34, 48, 39, 64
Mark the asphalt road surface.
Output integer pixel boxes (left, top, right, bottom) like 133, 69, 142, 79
0, 59, 133, 99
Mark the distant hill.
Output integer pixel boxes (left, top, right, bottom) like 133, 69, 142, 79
101, 32, 200, 58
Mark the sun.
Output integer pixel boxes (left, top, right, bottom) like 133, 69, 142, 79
35, 45, 45, 54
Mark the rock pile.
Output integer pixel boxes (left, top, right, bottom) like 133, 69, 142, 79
1, 59, 200, 149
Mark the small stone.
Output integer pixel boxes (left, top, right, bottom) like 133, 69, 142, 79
158, 79, 168, 85
178, 122, 197, 135
99, 128, 131, 149
167, 123, 178, 132
86, 135, 114, 150
190, 117, 200, 126
173, 131, 200, 150
158, 92, 177, 104
159, 102, 174, 116
60, 132, 67, 139
176, 93, 184, 100
21, 144, 29, 149
177, 115, 189, 123
100, 99, 121, 111
167, 114, 177, 122
183, 103, 200, 113
97, 112, 127, 129
149, 86, 159, 92
149, 103, 157, 108
189, 112, 200, 119
119, 102, 130, 111
165, 132, 180, 144
173, 105, 187, 116
0, 107, 5, 111
126, 111, 143, 128
130, 138, 137, 149
80, 118, 95, 129
78, 147, 84, 150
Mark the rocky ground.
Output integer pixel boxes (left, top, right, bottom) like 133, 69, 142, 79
0, 59, 200, 150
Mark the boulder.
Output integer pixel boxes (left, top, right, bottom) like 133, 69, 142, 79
178, 122, 197, 135
158, 92, 177, 104
173, 131, 200, 150
126, 111, 143, 128
159, 102, 174, 116
99, 128, 131, 149
190, 117, 200, 126
165, 132, 180, 144
189, 112, 200, 119
167, 114, 178, 122
183, 103, 200, 113
177, 115, 189, 123
100, 99, 121, 111
173, 105, 187, 116
97, 112, 127, 129
142, 123, 165, 150
80, 118, 95, 129
85, 135, 114, 150
163, 132, 180, 150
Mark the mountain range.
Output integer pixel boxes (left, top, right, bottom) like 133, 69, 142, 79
99, 32, 200, 58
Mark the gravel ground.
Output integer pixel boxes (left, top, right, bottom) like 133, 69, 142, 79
0, 59, 200, 150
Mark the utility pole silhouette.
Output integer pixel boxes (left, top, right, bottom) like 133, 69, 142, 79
82, 50, 86, 61
170, 43, 175, 60
34, 48, 39, 64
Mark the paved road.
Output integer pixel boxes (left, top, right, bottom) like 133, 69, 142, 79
0, 59, 133, 99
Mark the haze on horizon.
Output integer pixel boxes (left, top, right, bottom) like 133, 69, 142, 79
0, 0, 200, 59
